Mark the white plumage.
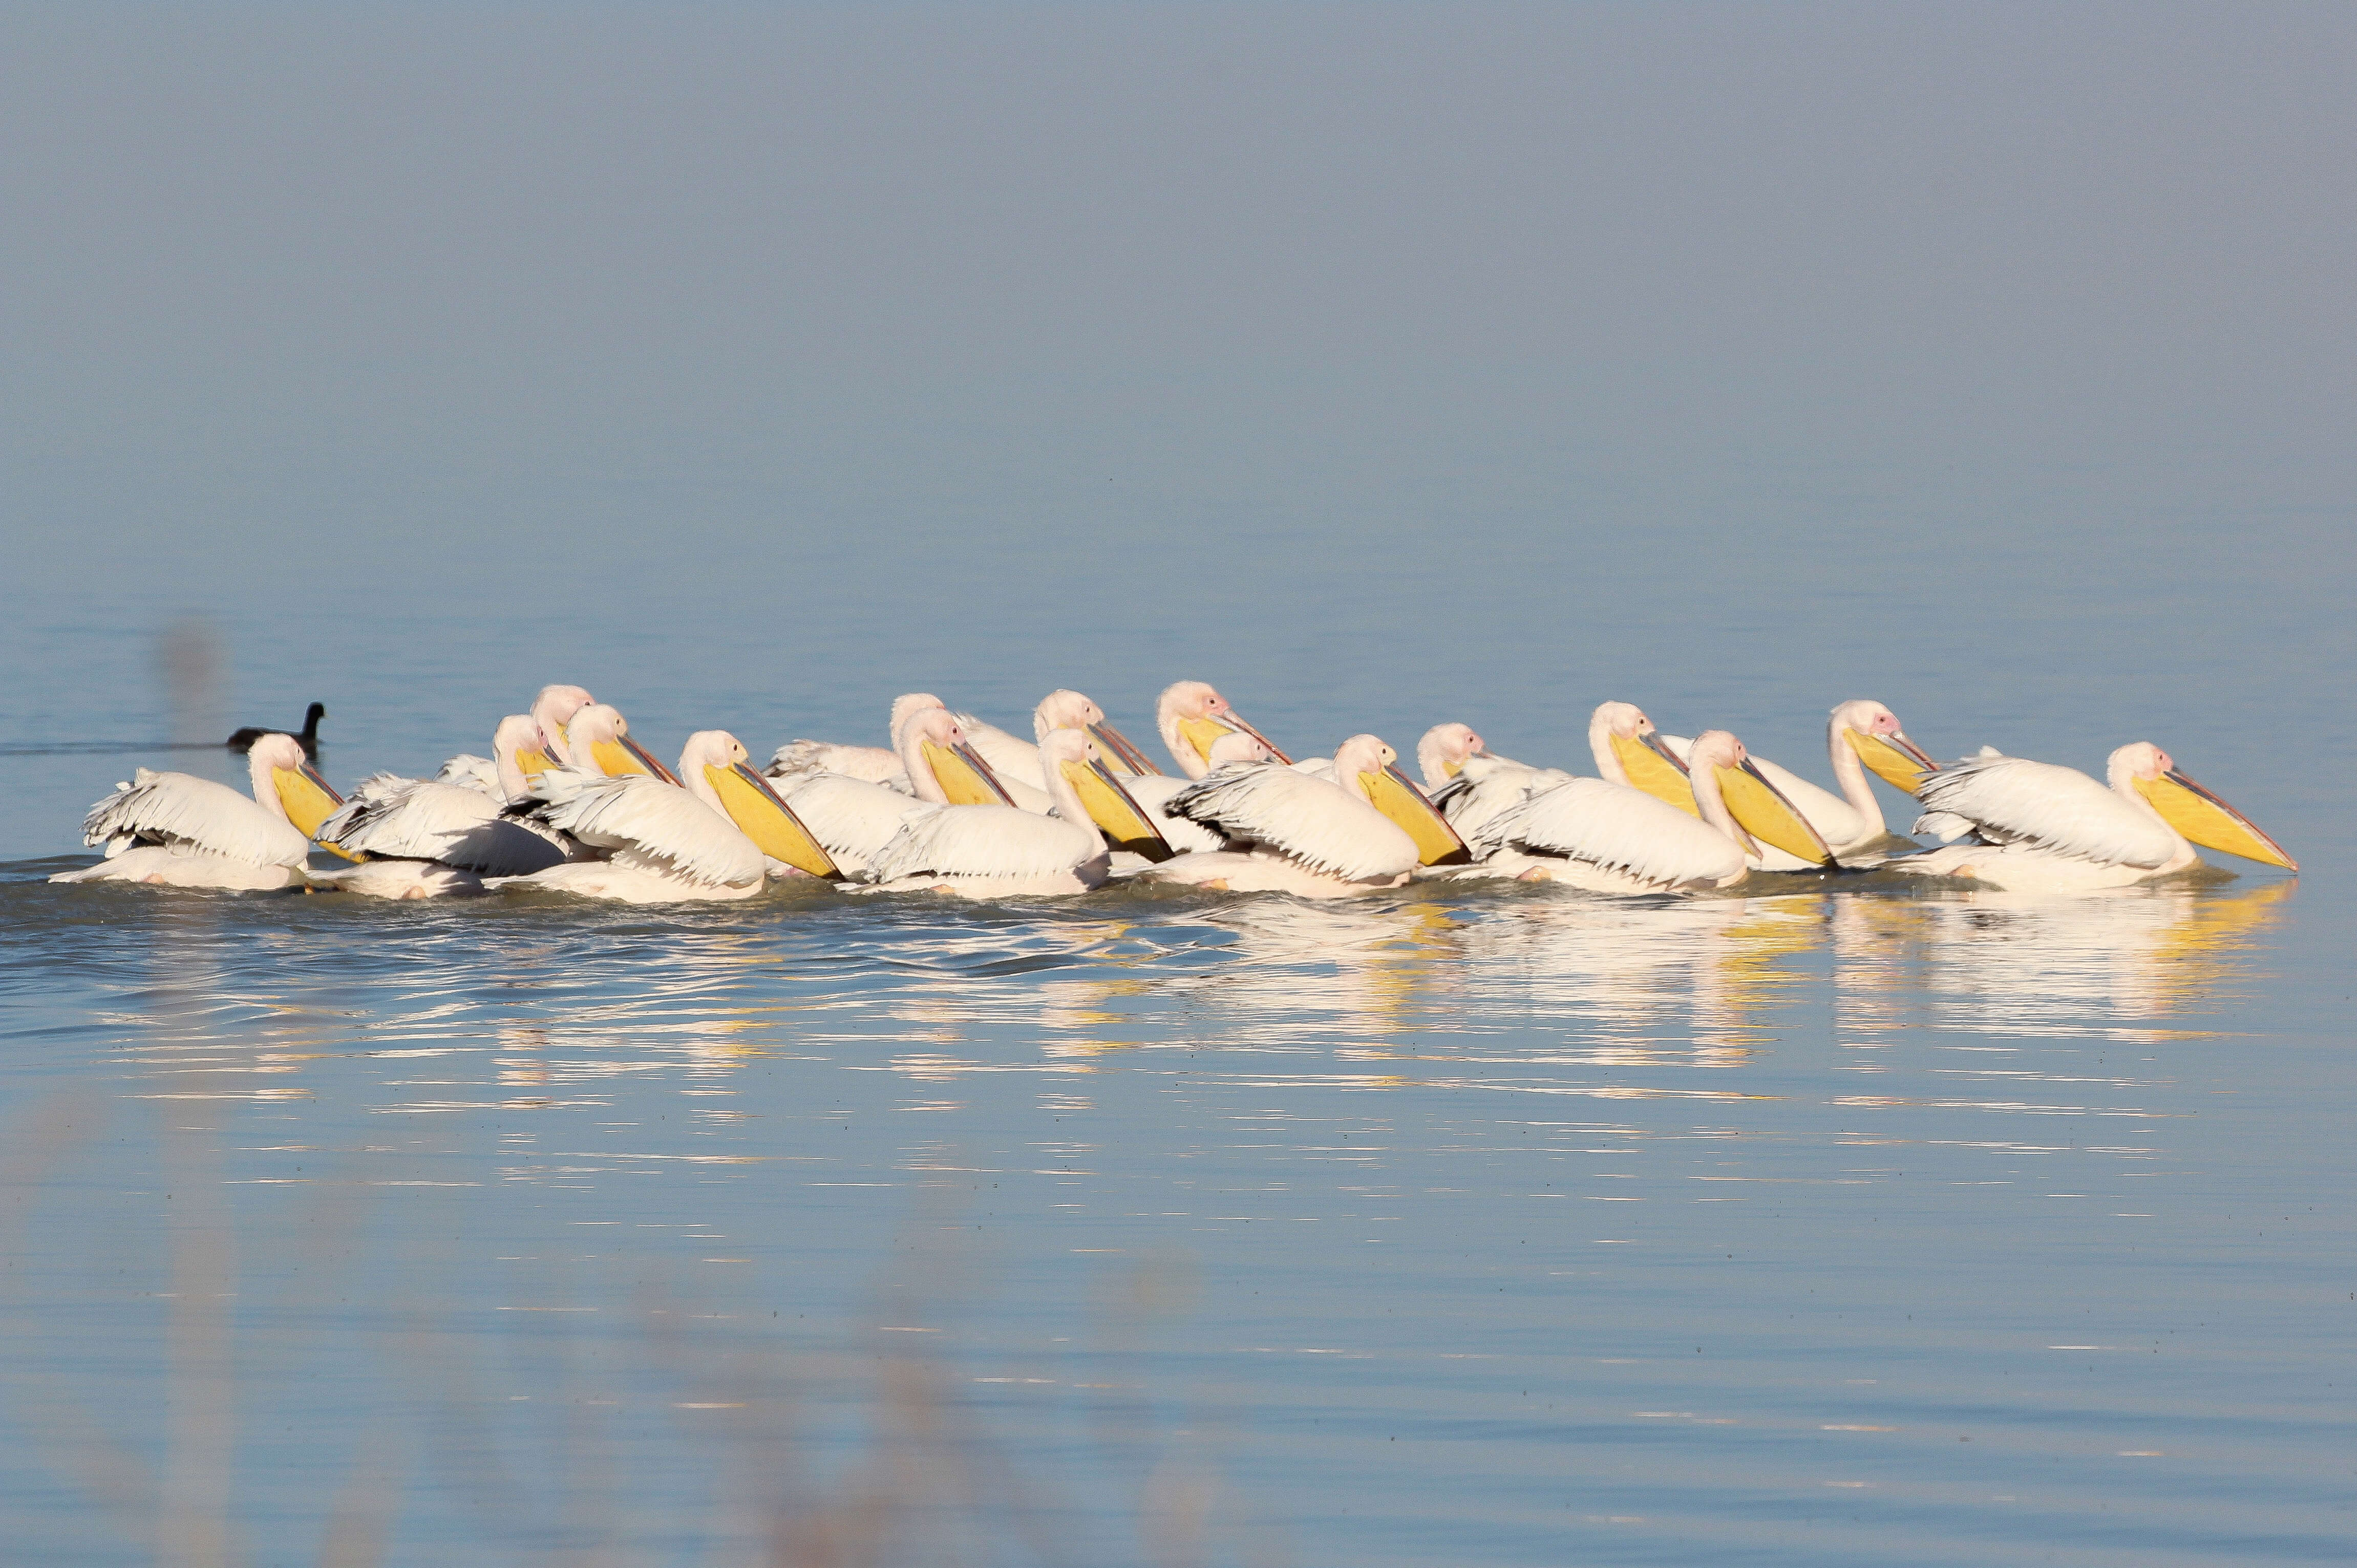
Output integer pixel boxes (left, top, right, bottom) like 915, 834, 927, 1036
51, 734, 318, 890
318, 774, 570, 878
778, 772, 928, 876
533, 771, 766, 889
1157, 736, 1418, 887
1483, 777, 1748, 890
1912, 753, 2181, 867
858, 727, 1117, 896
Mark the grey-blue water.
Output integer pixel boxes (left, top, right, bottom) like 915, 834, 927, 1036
1, 505, 2349, 1566
7, 6, 2356, 1562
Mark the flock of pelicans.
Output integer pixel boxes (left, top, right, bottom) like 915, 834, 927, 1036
49, 681, 2297, 902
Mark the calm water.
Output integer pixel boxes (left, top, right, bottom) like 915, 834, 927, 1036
1, 535, 2350, 1565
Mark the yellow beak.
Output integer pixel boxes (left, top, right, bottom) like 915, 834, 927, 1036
513, 747, 555, 777
705, 762, 842, 878
592, 734, 682, 786
924, 739, 1017, 807
274, 764, 363, 862
1846, 728, 1940, 796
2134, 767, 2298, 870
1716, 756, 1837, 866
1359, 764, 1472, 867
1088, 721, 1162, 777
1612, 729, 1700, 817
1062, 756, 1175, 861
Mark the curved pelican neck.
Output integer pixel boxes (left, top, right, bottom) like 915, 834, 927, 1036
1043, 753, 1108, 855
899, 723, 949, 804
494, 742, 530, 804
246, 749, 293, 824
1157, 696, 1208, 780
1688, 757, 1752, 860
1827, 722, 1886, 836
1589, 712, 1627, 785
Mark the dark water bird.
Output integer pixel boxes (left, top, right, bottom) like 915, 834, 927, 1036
227, 701, 326, 760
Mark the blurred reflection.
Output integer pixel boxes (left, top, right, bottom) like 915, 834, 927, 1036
1905, 882, 2292, 1044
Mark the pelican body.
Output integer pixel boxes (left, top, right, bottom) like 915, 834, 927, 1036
53, 734, 340, 890
1148, 734, 1421, 897
1898, 743, 2295, 892
864, 726, 1153, 897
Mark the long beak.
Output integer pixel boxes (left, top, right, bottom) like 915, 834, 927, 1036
1063, 756, 1175, 861
708, 762, 842, 878
274, 763, 363, 861
924, 739, 1017, 807
513, 746, 555, 778
2134, 767, 2298, 870
1847, 728, 1940, 796
592, 734, 683, 787
1360, 764, 1472, 867
1088, 721, 1162, 777
1717, 757, 1838, 867
1613, 729, 1700, 817
1222, 710, 1293, 765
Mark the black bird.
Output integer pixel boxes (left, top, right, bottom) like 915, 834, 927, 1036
227, 701, 326, 760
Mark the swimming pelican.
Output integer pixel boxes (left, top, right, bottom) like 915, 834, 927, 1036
1586, 702, 1840, 870
503, 731, 830, 901
1895, 743, 2296, 892
1144, 734, 1420, 897
1474, 731, 1828, 892
52, 734, 341, 890
1654, 700, 1938, 858
862, 727, 1152, 897
227, 701, 326, 760
767, 693, 948, 790
1156, 681, 1293, 778
311, 716, 578, 897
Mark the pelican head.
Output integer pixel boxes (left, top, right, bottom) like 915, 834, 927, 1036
491, 714, 545, 801
1205, 731, 1275, 769
1158, 679, 1292, 777
1034, 690, 1105, 737
688, 728, 841, 877
905, 707, 1016, 806
1334, 733, 1473, 867
1589, 700, 1691, 807
2113, 742, 2296, 870
1415, 723, 1488, 789
1833, 699, 1937, 796
1688, 729, 1837, 866
1038, 725, 1171, 860
888, 694, 948, 752
566, 703, 682, 785
530, 684, 594, 753
247, 731, 343, 838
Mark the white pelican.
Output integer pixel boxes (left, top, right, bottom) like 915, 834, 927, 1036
1653, 700, 1937, 859
1895, 743, 2296, 892
863, 728, 1152, 897
502, 731, 833, 901
1474, 731, 1828, 892
514, 684, 595, 775
949, 690, 1163, 791
767, 693, 948, 790
1144, 734, 1419, 897
311, 716, 578, 898
1429, 754, 1576, 849
1156, 680, 1293, 779
1586, 701, 1840, 870
51, 734, 341, 891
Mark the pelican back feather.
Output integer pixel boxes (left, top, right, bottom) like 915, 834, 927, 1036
1165, 766, 1418, 882
1913, 756, 2178, 869
81, 769, 309, 868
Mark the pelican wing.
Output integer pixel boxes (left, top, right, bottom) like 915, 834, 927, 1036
81, 769, 309, 868
1435, 757, 1565, 851
534, 772, 763, 887
1913, 756, 2178, 868
867, 804, 1097, 882
779, 773, 929, 875
1120, 773, 1225, 854
766, 740, 908, 788
949, 712, 1047, 791
433, 754, 502, 796
1496, 778, 1745, 887
320, 777, 566, 876
1165, 766, 1418, 882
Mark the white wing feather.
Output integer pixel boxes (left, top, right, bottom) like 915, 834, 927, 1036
318, 776, 568, 876
1434, 757, 1568, 850
866, 804, 1099, 882
767, 740, 909, 789
1911, 756, 2177, 868
80, 770, 309, 868
1165, 766, 1417, 882
1493, 778, 1745, 887
1119, 773, 1225, 854
533, 772, 763, 887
